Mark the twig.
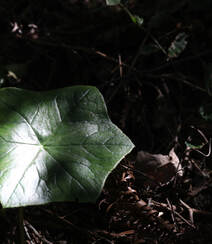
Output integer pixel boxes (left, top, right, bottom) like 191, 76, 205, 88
95, 50, 129, 68
166, 198, 178, 232
180, 199, 212, 219
147, 73, 208, 94
179, 199, 194, 225
29, 38, 133, 71
152, 200, 195, 229
24, 220, 53, 244
188, 126, 211, 157
96, 229, 135, 238
190, 126, 209, 144
140, 49, 212, 74
135, 199, 175, 232
150, 33, 167, 56
118, 54, 123, 78
23, 224, 34, 244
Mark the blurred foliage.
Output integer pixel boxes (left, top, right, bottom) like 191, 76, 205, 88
106, 0, 120, 5
200, 104, 212, 121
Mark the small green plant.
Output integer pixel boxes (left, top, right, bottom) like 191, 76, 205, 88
106, 0, 143, 27
167, 32, 188, 60
0, 86, 134, 242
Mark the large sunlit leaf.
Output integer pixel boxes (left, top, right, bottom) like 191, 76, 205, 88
0, 86, 134, 208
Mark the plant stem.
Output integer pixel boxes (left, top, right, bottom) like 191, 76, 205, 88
18, 207, 25, 244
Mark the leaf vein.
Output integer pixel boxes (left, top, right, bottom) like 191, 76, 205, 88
6, 149, 42, 205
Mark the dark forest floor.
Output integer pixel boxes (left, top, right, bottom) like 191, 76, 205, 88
1, 0, 212, 243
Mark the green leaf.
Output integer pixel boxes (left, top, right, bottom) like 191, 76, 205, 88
200, 104, 212, 121
0, 86, 134, 208
167, 32, 188, 59
130, 15, 144, 26
106, 0, 120, 6
185, 141, 204, 149
120, 4, 144, 27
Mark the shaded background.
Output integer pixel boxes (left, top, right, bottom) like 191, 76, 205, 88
1, 0, 212, 243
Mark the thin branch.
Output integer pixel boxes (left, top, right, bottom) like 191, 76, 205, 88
24, 220, 53, 244
152, 200, 195, 229
140, 50, 212, 74
180, 199, 212, 218
180, 199, 194, 226
166, 198, 178, 232
147, 73, 208, 93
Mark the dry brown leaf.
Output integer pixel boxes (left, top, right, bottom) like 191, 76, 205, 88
135, 148, 182, 186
